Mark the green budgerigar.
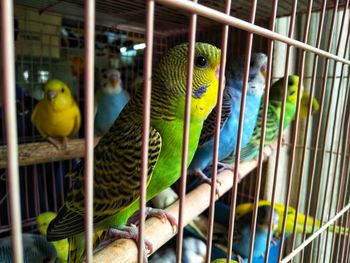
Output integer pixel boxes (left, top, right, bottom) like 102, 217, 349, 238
47, 42, 221, 262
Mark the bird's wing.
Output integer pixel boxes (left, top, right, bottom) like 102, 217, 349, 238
47, 119, 162, 240
198, 90, 232, 146
72, 104, 81, 136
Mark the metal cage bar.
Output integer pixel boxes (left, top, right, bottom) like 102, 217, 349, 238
0, 1, 23, 262
205, 0, 231, 262
83, 0, 95, 262
175, 0, 197, 261
138, 1, 155, 262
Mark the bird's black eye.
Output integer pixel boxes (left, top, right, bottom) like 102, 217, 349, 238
288, 80, 294, 86
61, 88, 65, 93
195, 56, 208, 68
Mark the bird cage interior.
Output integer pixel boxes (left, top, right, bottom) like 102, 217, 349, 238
0, 0, 350, 262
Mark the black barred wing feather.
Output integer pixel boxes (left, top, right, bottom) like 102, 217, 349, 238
47, 120, 162, 241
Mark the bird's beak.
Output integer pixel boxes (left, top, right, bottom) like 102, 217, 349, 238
109, 75, 118, 86
261, 63, 268, 83
48, 90, 57, 100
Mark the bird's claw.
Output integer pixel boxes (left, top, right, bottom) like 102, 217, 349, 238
217, 162, 242, 182
195, 169, 221, 197
271, 237, 278, 246
127, 207, 178, 234
109, 224, 153, 254
47, 137, 68, 150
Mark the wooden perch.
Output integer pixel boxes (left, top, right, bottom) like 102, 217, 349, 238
0, 137, 101, 168
93, 147, 272, 263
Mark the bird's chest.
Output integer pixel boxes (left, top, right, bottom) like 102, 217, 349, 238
38, 105, 76, 137
146, 120, 202, 200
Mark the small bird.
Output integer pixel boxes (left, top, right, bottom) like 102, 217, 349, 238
231, 205, 279, 260
188, 53, 267, 186
298, 91, 319, 119
238, 75, 302, 161
0, 233, 57, 263
94, 69, 129, 136
36, 212, 69, 263
235, 200, 348, 237
46, 42, 221, 262
31, 79, 81, 149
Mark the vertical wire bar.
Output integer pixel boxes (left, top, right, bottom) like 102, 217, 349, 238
175, 0, 197, 262
298, 1, 339, 261
306, 1, 340, 257
339, 144, 350, 262
245, 1, 269, 262
205, 1, 231, 262
277, 1, 313, 261
343, 206, 350, 262
316, 9, 350, 262
290, 0, 328, 251
265, 0, 299, 262
323, 66, 350, 262
262, 2, 280, 262
226, 0, 257, 260
334, 108, 350, 262
138, 1, 154, 262
337, 134, 350, 262
329, 77, 350, 259
83, 0, 95, 262
0, 1, 23, 262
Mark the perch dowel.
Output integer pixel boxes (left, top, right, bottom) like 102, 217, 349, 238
0, 137, 101, 168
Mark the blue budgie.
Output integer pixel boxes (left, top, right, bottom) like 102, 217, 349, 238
94, 69, 129, 136
188, 53, 267, 186
231, 205, 279, 261
0, 233, 58, 263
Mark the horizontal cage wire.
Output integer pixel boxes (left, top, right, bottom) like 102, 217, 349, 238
0, 0, 350, 263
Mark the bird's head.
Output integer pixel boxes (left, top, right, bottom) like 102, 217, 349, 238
43, 79, 74, 111
36, 212, 57, 236
270, 75, 303, 105
153, 42, 221, 122
227, 52, 267, 97
106, 69, 121, 87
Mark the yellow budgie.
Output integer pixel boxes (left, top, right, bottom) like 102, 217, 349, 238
31, 79, 81, 149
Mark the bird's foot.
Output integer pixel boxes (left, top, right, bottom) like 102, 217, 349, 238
63, 137, 68, 149
194, 169, 221, 196
217, 162, 242, 182
47, 137, 64, 150
108, 224, 152, 260
127, 207, 177, 234
271, 237, 278, 246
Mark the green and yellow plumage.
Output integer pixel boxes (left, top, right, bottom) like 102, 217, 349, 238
236, 200, 348, 237
298, 91, 320, 119
238, 75, 301, 161
47, 42, 221, 262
